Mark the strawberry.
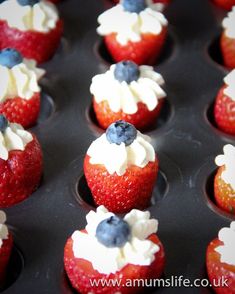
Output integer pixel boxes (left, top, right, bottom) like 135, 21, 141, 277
0, 232, 13, 284
64, 232, 165, 294
104, 27, 167, 65
214, 85, 235, 135
0, 93, 40, 129
214, 166, 235, 215
206, 238, 235, 293
220, 32, 235, 69
84, 154, 158, 213
0, 134, 43, 208
0, 20, 63, 64
48, 0, 60, 3
93, 98, 164, 130
212, 0, 235, 10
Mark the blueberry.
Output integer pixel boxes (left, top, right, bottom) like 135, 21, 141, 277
106, 120, 137, 146
0, 115, 8, 132
96, 216, 131, 248
17, 0, 40, 6
122, 0, 147, 13
114, 61, 140, 84
0, 48, 23, 69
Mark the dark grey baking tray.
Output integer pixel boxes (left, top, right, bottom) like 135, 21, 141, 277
2, 0, 235, 293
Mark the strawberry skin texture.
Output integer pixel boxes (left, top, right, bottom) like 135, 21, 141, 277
64, 232, 165, 294
221, 32, 235, 69
0, 232, 13, 284
214, 85, 235, 135
212, 0, 235, 9
0, 134, 43, 208
0, 93, 40, 129
84, 154, 158, 213
214, 166, 235, 215
104, 28, 167, 65
93, 98, 164, 131
207, 238, 235, 294
0, 20, 63, 64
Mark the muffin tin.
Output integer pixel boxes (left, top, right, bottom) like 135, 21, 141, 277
2, 0, 235, 293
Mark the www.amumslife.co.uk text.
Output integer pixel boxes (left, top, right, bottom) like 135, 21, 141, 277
89, 275, 228, 288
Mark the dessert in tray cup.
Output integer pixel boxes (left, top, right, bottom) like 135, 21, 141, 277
214, 70, 235, 135
0, 0, 63, 63
90, 60, 166, 130
64, 205, 165, 294
0, 115, 43, 208
84, 120, 158, 213
220, 7, 235, 68
97, 0, 168, 65
214, 144, 235, 215
214, 69, 235, 135
206, 221, 235, 293
0, 48, 45, 128
0, 211, 13, 285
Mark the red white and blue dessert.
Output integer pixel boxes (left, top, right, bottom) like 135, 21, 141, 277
64, 206, 165, 293
0, 0, 63, 63
84, 120, 159, 213
97, 0, 168, 65
0, 115, 43, 207
90, 60, 166, 130
0, 48, 45, 128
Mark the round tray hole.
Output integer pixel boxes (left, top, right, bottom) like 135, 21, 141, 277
208, 35, 226, 69
205, 169, 235, 220
74, 170, 168, 210
86, 99, 173, 135
37, 92, 55, 125
0, 245, 24, 292
94, 34, 175, 66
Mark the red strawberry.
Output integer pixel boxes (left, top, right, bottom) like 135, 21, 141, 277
212, 0, 235, 10
0, 232, 13, 284
0, 20, 63, 64
0, 93, 40, 129
0, 134, 43, 208
64, 231, 165, 294
214, 166, 235, 215
104, 28, 167, 65
220, 32, 235, 69
84, 154, 158, 213
214, 85, 235, 135
206, 238, 235, 293
93, 98, 164, 131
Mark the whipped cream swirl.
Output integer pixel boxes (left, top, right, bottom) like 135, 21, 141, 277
0, 59, 45, 103
90, 64, 166, 114
0, 0, 59, 33
222, 6, 235, 39
215, 221, 235, 266
215, 144, 235, 192
223, 70, 235, 101
87, 131, 155, 176
0, 211, 9, 248
72, 205, 159, 275
97, 1, 168, 45
0, 123, 33, 160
